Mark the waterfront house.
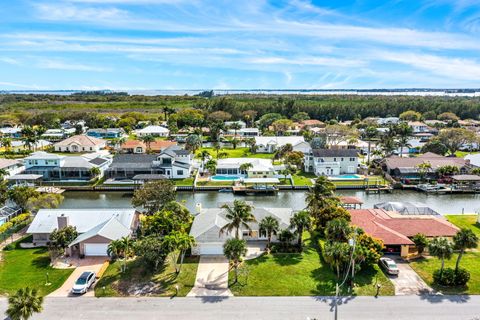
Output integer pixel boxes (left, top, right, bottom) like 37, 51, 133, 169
120, 139, 177, 154
190, 204, 293, 255
27, 208, 139, 256
373, 202, 440, 215
383, 152, 474, 181
135, 125, 170, 137
41, 128, 76, 142
225, 127, 260, 137
0, 158, 24, 180
254, 136, 310, 154
225, 120, 246, 128
215, 158, 278, 178
349, 208, 458, 257
54, 135, 106, 153
86, 128, 124, 139
408, 121, 433, 134
0, 126, 22, 138
304, 149, 359, 176
106, 145, 192, 179
23, 151, 111, 181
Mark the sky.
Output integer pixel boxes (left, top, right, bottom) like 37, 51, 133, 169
1, 0, 480, 90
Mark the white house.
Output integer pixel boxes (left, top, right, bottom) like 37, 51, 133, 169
27, 208, 139, 256
215, 158, 277, 178
41, 128, 76, 141
0, 159, 24, 180
153, 145, 193, 178
465, 153, 480, 167
135, 125, 170, 137
226, 127, 260, 137
408, 121, 432, 134
54, 135, 106, 153
190, 205, 293, 255
254, 136, 310, 154
304, 149, 359, 176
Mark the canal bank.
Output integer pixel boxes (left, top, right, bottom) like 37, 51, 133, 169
59, 190, 480, 215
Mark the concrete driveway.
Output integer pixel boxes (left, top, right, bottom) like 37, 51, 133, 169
48, 257, 107, 297
187, 256, 233, 297
387, 256, 433, 296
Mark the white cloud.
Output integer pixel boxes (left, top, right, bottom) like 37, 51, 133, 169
36, 59, 111, 72
0, 57, 20, 65
249, 56, 366, 67
35, 3, 128, 21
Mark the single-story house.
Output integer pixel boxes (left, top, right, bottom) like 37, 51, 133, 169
304, 149, 359, 176
349, 209, 459, 257
373, 202, 440, 215
383, 152, 474, 180
215, 158, 277, 178
254, 136, 311, 154
120, 140, 177, 154
135, 125, 170, 137
0, 127, 22, 138
54, 135, 106, 153
41, 128, 76, 142
190, 205, 293, 255
27, 208, 139, 256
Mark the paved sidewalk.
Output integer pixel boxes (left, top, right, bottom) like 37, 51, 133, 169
187, 256, 233, 297
389, 257, 434, 295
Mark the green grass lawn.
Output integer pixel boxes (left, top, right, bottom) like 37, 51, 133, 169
173, 177, 195, 186
196, 180, 233, 187
454, 151, 479, 158
332, 175, 387, 187
228, 233, 394, 296
292, 172, 316, 186
95, 255, 199, 297
446, 215, 480, 238
0, 242, 73, 296
410, 214, 480, 294
196, 147, 274, 159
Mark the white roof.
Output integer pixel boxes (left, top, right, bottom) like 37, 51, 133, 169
465, 153, 480, 167
254, 136, 305, 147
0, 127, 21, 134
217, 158, 274, 171
27, 208, 136, 234
136, 125, 169, 134
25, 151, 64, 160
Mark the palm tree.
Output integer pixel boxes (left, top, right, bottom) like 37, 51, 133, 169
416, 161, 432, 182
1, 137, 12, 152
239, 162, 253, 175
163, 231, 195, 273
213, 142, 221, 158
0, 168, 8, 180
290, 210, 311, 247
197, 150, 211, 172
107, 239, 124, 260
162, 105, 175, 121
88, 167, 101, 179
453, 228, 478, 272
185, 134, 202, 153
396, 122, 413, 156
259, 216, 279, 247
379, 136, 397, 157
219, 200, 256, 239
245, 138, 257, 154
324, 241, 350, 279
363, 126, 377, 165
217, 151, 228, 159
428, 237, 454, 279
229, 122, 242, 138
6, 287, 43, 320
205, 159, 217, 176
140, 135, 155, 153
223, 238, 247, 283
325, 218, 353, 243
306, 176, 338, 213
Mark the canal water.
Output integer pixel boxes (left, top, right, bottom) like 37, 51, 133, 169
59, 190, 480, 215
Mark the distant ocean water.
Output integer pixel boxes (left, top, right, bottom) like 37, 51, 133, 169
1, 89, 480, 97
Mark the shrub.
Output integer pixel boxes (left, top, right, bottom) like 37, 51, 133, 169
433, 267, 470, 286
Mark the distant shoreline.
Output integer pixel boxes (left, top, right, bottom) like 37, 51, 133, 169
1, 89, 480, 97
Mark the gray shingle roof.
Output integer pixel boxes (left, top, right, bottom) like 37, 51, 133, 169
312, 149, 359, 157
110, 154, 158, 169
69, 217, 131, 247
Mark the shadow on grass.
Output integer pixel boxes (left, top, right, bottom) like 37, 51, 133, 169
31, 255, 51, 268
272, 253, 303, 266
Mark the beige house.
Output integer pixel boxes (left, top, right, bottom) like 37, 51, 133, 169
54, 135, 106, 153
27, 208, 139, 257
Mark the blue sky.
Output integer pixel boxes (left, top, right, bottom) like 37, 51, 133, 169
1, 0, 480, 90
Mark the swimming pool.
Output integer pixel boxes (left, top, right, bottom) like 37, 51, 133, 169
329, 174, 364, 180
211, 175, 241, 181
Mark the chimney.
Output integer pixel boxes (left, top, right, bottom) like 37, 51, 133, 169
57, 214, 69, 229
195, 203, 202, 215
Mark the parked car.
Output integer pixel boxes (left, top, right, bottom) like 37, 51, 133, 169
379, 257, 399, 275
71, 271, 96, 294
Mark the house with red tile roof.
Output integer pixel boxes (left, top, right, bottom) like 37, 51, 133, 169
120, 140, 177, 154
349, 208, 459, 257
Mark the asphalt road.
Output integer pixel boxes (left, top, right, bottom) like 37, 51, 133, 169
1, 295, 479, 320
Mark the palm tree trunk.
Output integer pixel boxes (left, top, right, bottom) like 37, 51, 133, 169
336, 264, 340, 279
455, 249, 464, 273
234, 264, 238, 283
235, 227, 239, 239
440, 258, 445, 279
178, 250, 185, 274
367, 141, 371, 165
297, 228, 303, 247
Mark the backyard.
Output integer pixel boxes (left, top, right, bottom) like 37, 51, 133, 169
410, 215, 480, 294
228, 233, 394, 296
0, 238, 73, 296
95, 255, 199, 297
196, 147, 275, 160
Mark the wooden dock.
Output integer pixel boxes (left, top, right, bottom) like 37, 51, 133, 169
365, 185, 393, 194
232, 186, 278, 195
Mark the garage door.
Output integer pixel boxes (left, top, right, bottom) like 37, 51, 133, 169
84, 243, 109, 256
199, 243, 223, 255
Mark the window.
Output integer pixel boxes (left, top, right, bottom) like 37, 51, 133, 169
333, 158, 337, 162
341, 158, 344, 161
177, 170, 183, 175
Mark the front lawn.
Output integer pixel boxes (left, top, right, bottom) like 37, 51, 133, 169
95, 255, 199, 297
0, 241, 73, 296
410, 214, 480, 294
228, 233, 394, 296
196, 147, 274, 159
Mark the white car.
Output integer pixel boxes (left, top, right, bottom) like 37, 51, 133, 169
379, 257, 399, 276
71, 271, 96, 294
